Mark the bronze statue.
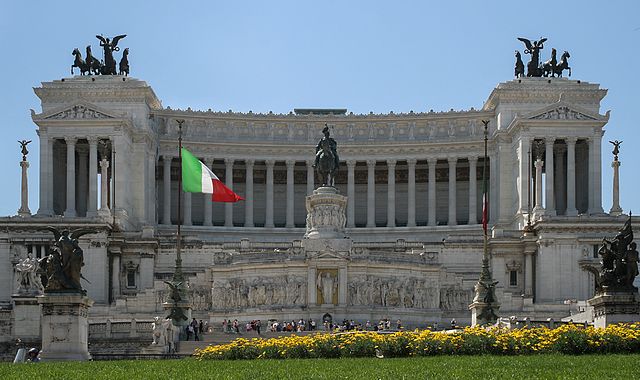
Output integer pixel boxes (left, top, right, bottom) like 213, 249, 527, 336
594, 215, 637, 293
119, 48, 129, 76
43, 226, 96, 293
71, 48, 89, 76
96, 34, 127, 75
85, 45, 102, 75
541, 48, 558, 77
517, 37, 547, 77
18, 140, 31, 161
313, 124, 340, 187
514, 51, 525, 78
610, 140, 622, 160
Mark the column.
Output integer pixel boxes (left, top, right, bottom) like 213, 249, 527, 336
565, 137, 578, 216
589, 135, 604, 214
203, 158, 213, 226
518, 136, 531, 214
18, 160, 30, 217
244, 159, 254, 227
37, 132, 53, 216
306, 160, 315, 195
447, 157, 457, 226
387, 159, 396, 227
112, 254, 120, 300
99, 157, 110, 215
428, 159, 436, 226
366, 160, 376, 228
534, 158, 544, 213
265, 160, 275, 228
555, 144, 567, 214
87, 137, 98, 217
64, 137, 77, 217
407, 159, 416, 227
224, 158, 234, 227
77, 146, 88, 217
183, 192, 192, 226
468, 157, 478, 224
286, 160, 295, 228
610, 157, 623, 215
544, 140, 555, 216
524, 250, 533, 297
162, 156, 172, 224
346, 160, 356, 228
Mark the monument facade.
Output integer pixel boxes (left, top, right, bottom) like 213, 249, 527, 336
0, 42, 634, 333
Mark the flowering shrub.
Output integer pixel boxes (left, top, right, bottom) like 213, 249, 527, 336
194, 324, 640, 360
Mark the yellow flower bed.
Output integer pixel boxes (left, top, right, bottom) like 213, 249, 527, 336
194, 324, 640, 360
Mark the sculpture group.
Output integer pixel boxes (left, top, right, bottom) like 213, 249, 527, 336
71, 35, 129, 76
593, 216, 639, 292
40, 226, 94, 293
515, 37, 571, 78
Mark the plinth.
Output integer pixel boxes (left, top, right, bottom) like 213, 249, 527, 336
304, 186, 347, 239
12, 294, 41, 340
37, 294, 93, 361
163, 301, 192, 340
588, 291, 640, 328
469, 300, 500, 326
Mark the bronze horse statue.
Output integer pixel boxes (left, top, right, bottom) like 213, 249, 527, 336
119, 47, 130, 76
316, 138, 336, 186
85, 45, 102, 75
514, 51, 525, 78
71, 48, 90, 75
542, 50, 571, 78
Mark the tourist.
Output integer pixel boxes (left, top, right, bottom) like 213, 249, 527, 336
233, 319, 240, 334
191, 318, 200, 341
199, 320, 204, 335
450, 319, 457, 329
186, 324, 193, 340
26, 348, 40, 363
396, 319, 402, 330
256, 320, 261, 335
310, 319, 316, 331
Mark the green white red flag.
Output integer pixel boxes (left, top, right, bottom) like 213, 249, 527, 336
181, 148, 243, 202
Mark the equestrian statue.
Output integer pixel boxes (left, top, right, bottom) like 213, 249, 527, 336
515, 37, 571, 78
313, 124, 340, 187
70, 34, 129, 76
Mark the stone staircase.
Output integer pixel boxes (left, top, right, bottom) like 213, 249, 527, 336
177, 330, 319, 355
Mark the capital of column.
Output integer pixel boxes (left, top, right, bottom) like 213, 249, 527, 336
224, 158, 235, 166
87, 136, 99, 145
100, 158, 110, 169
163, 155, 174, 162
305, 159, 314, 168
245, 159, 255, 168
65, 137, 77, 146
406, 158, 417, 167
386, 159, 397, 168
565, 136, 577, 145
366, 159, 376, 167
427, 158, 437, 168
285, 159, 296, 168
346, 160, 356, 169
468, 156, 478, 164
265, 159, 276, 168
448, 157, 457, 165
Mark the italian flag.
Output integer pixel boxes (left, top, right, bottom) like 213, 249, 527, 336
181, 148, 244, 202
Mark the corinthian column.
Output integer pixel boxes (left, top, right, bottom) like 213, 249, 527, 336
265, 160, 275, 228
286, 160, 295, 228
99, 157, 110, 216
545, 140, 555, 216
428, 159, 436, 226
86, 137, 98, 217
306, 160, 314, 195
468, 157, 478, 224
407, 159, 416, 227
534, 158, 544, 214
37, 132, 53, 216
224, 158, 234, 226
64, 137, 77, 217
346, 160, 356, 228
162, 155, 172, 225
203, 158, 213, 226
366, 160, 376, 228
244, 159, 254, 227
448, 157, 457, 226
387, 159, 396, 227
566, 137, 578, 216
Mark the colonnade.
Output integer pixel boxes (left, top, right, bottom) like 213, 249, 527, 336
159, 154, 489, 228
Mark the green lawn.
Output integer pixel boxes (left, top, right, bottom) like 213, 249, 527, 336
1, 355, 638, 379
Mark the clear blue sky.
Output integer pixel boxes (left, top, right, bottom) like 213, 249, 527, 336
1, 1, 638, 217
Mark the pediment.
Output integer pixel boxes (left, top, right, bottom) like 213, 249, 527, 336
307, 250, 350, 261
525, 100, 604, 121
31, 101, 123, 121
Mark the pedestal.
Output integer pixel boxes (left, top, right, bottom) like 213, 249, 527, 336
469, 301, 500, 326
610, 160, 623, 216
163, 301, 192, 340
12, 295, 40, 340
304, 187, 347, 239
588, 291, 640, 328
37, 294, 93, 361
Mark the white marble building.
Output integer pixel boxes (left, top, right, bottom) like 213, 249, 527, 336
0, 74, 631, 333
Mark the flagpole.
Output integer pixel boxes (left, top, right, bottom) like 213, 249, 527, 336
174, 119, 185, 284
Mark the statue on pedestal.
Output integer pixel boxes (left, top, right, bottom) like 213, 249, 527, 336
41, 227, 95, 293
313, 125, 340, 187
15, 254, 43, 294
595, 216, 638, 292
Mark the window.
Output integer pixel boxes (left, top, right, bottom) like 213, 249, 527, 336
127, 270, 136, 288
509, 270, 518, 287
